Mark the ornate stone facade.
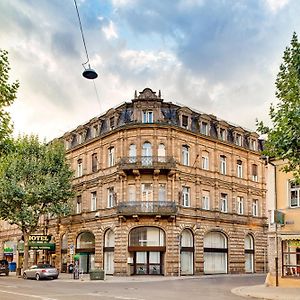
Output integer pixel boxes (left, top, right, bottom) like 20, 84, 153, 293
0, 88, 267, 276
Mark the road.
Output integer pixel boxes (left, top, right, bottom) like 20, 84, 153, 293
0, 273, 265, 300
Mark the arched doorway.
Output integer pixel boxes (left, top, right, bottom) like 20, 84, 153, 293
180, 229, 194, 275
61, 233, 68, 273
104, 229, 115, 275
204, 231, 228, 274
76, 231, 95, 273
129, 227, 165, 275
245, 234, 254, 273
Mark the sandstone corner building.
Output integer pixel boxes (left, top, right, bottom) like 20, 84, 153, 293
0, 88, 268, 276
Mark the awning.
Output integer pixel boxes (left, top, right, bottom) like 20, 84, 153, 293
280, 234, 300, 241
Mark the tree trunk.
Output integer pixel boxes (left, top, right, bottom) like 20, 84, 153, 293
23, 231, 29, 272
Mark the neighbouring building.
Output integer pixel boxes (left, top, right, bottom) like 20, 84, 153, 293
266, 159, 300, 287
0, 88, 268, 276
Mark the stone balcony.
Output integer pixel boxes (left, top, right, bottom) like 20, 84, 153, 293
117, 201, 178, 216
118, 156, 176, 173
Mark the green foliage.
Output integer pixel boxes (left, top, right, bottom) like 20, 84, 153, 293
0, 135, 74, 234
0, 49, 19, 144
257, 32, 300, 182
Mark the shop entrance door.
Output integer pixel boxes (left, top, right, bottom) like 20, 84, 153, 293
134, 251, 162, 275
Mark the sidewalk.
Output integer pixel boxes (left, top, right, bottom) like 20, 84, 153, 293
231, 285, 300, 300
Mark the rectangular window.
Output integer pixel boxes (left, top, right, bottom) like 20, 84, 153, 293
220, 155, 226, 175
108, 147, 115, 167
201, 122, 209, 135
78, 133, 83, 144
290, 181, 300, 207
76, 195, 82, 214
282, 240, 300, 277
182, 115, 188, 128
250, 139, 257, 151
202, 191, 210, 210
252, 199, 259, 216
220, 193, 228, 213
235, 134, 243, 146
141, 183, 153, 202
107, 187, 115, 208
91, 192, 97, 211
252, 164, 258, 181
158, 184, 166, 202
182, 187, 190, 207
220, 128, 226, 141
109, 116, 115, 129
237, 160, 243, 178
77, 159, 83, 177
92, 153, 98, 172
128, 184, 136, 202
182, 145, 190, 166
143, 111, 153, 123
92, 125, 99, 138
202, 153, 209, 170
237, 196, 244, 215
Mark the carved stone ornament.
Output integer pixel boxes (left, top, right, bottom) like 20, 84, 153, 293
137, 88, 158, 100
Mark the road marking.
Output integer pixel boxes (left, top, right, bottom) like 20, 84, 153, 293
0, 289, 58, 300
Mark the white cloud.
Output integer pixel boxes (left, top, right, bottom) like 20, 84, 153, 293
102, 20, 118, 40
264, 0, 289, 12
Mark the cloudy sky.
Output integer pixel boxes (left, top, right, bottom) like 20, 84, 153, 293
1, 0, 299, 141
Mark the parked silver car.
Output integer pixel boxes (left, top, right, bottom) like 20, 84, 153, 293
23, 264, 59, 280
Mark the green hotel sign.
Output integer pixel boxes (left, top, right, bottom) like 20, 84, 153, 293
29, 243, 55, 251
28, 235, 55, 251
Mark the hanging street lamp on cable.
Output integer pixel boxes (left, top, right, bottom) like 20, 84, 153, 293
73, 0, 98, 80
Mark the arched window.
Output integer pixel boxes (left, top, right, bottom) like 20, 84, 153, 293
129, 227, 165, 275
245, 234, 254, 273
76, 231, 95, 273
104, 229, 115, 275
61, 233, 68, 250
61, 233, 68, 273
129, 227, 165, 247
180, 229, 194, 275
204, 231, 228, 274
76, 232, 95, 249
142, 142, 152, 166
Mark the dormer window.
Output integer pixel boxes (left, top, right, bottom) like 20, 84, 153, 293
201, 122, 209, 135
109, 116, 115, 129
78, 133, 83, 144
142, 111, 153, 123
182, 115, 188, 128
250, 139, 257, 151
92, 125, 99, 138
235, 133, 243, 146
220, 128, 226, 141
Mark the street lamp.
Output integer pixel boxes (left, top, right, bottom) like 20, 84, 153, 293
73, 0, 98, 80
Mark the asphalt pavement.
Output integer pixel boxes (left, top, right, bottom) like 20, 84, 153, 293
2, 272, 300, 300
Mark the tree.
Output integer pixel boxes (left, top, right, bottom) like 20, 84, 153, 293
0, 135, 74, 271
257, 32, 300, 182
0, 49, 19, 145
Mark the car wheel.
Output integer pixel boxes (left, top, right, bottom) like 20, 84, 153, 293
53, 276, 58, 279
35, 273, 40, 281
23, 273, 27, 279
5, 272, 9, 276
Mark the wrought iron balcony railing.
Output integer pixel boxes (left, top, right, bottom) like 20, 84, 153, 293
117, 201, 177, 216
118, 156, 176, 170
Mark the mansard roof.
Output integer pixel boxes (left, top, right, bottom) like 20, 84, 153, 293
61, 88, 261, 151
